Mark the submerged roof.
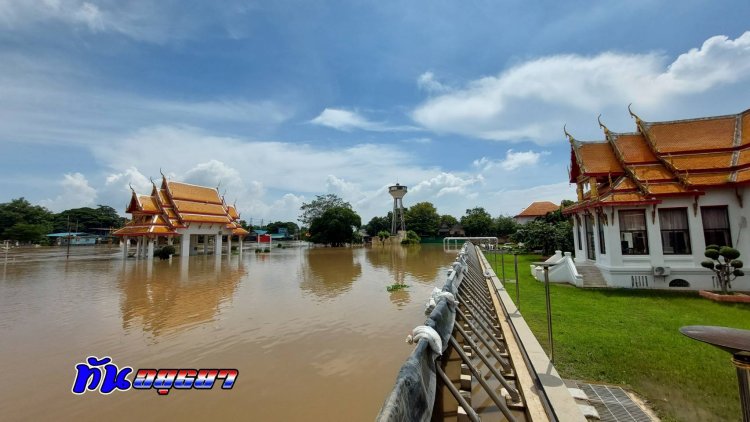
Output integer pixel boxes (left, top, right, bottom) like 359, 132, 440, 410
114, 175, 249, 237
565, 107, 750, 212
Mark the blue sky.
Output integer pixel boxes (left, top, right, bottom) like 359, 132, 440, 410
1, 1, 750, 225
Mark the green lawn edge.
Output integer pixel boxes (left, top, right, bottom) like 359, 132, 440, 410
484, 252, 750, 422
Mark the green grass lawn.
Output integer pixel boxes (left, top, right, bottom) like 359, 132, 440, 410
484, 252, 750, 422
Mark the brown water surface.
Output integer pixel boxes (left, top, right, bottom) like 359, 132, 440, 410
0, 244, 453, 421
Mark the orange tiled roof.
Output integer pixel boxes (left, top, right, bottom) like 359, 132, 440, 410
742, 111, 750, 146
172, 200, 228, 216
168, 181, 223, 204
631, 164, 673, 182
515, 201, 559, 217
116, 175, 245, 236
574, 141, 624, 176
612, 133, 658, 164
232, 227, 249, 236
666, 152, 734, 171
643, 183, 690, 195
684, 172, 733, 186
643, 115, 736, 153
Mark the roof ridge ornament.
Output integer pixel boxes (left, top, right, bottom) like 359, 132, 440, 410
563, 124, 576, 144
129, 183, 136, 195
598, 114, 611, 136
628, 103, 643, 129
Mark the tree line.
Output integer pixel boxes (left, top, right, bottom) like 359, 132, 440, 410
0, 198, 127, 243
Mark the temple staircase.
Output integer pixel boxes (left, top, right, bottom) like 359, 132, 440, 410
575, 263, 608, 288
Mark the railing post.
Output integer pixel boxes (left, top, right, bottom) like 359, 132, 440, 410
500, 246, 506, 282
544, 266, 554, 364
514, 252, 520, 311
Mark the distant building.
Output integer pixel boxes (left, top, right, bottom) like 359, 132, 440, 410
564, 107, 750, 290
113, 175, 248, 259
46, 232, 101, 246
438, 223, 465, 237
514, 201, 560, 224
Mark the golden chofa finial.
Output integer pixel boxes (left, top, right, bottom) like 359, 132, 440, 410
598, 114, 611, 136
628, 103, 643, 129
563, 124, 576, 144
128, 183, 136, 194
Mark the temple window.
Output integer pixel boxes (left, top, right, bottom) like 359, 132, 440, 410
701, 206, 732, 247
619, 210, 649, 255
659, 208, 691, 254
597, 212, 606, 254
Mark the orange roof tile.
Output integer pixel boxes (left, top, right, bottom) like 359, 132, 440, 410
113, 226, 178, 236
227, 206, 240, 220
644, 115, 736, 153
138, 196, 160, 213
172, 200, 227, 216
644, 183, 689, 195
612, 177, 638, 191
515, 201, 559, 217
631, 165, 673, 182
180, 214, 231, 224
612, 134, 657, 164
684, 172, 733, 186
738, 149, 750, 167
736, 168, 750, 183
666, 152, 734, 171
575, 142, 624, 176
232, 227, 249, 236
743, 112, 750, 146
168, 182, 223, 204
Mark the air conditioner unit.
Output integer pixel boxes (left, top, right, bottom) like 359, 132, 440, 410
653, 266, 671, 276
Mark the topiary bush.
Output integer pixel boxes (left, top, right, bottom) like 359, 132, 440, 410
701, 245, 744, 294
400, 230, 421, 245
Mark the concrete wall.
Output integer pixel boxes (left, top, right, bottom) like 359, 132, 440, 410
570, 186, 750, 290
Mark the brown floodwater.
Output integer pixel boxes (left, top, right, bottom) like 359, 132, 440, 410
0, 244, 454, 421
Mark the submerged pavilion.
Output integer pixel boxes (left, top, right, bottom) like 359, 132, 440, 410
113, 174, 249, 259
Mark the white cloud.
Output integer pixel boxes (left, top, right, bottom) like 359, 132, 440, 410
40, 172, 97, 212
310, 108, 421, 132
410, 172, 484, 198
473, 150, 546, 172
417, 71, 449, 93
413, 31, 750, 144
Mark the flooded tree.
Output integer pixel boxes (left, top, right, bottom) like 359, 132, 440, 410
299, 194, 352, 226
308, 206, 361, 247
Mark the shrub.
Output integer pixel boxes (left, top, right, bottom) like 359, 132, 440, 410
701, 245, 744, 294
400, 230, 421, 245
154, 245, 176, 260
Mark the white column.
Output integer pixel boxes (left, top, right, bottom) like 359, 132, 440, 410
180, 234, 191, 258
215, 234, 222, 256
239, 237, 243, 256
167, 237, 173, 246
203, 236, 209, 255
227, 235, 232, 256
134, 238, 141, 258
147, 238, 154, 260
122, 236, 129, 259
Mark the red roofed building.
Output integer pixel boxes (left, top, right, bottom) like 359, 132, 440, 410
514, 201, 561, 224
113, 174, 249, 260
564, 107, 750, 290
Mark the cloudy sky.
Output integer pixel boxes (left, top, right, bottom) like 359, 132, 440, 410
2, 1, 750, 225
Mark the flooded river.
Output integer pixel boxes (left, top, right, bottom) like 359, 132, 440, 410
0, 244, 454, 421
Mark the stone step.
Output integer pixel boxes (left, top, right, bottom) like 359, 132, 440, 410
576, 265, 608, 287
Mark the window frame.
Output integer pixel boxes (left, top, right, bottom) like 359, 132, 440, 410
659, 207, 692, 255
701, 206, 732, 248
619, 209, 649, 255
597, 211, 606, 255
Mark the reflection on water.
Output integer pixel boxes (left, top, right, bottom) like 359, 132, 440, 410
0, 244, 454, 422
299, 248, 362, 300
119, 258, 244, 337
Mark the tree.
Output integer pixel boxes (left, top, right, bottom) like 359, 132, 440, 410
400, 230, 421, 245
308, 206, 361, 247
0, 198, 54, 242
405, 202, 440, 237
53, 205, 126, 233
377, 230, 390, 243
512, 220, 573, 256
366, 216, 391, 236
299, 194, 352, 226
493, 215, 519, 239
701, 245, 745, 294
265, 221, 300, 235
440, 214, 458, 228
460, 207, 494, 236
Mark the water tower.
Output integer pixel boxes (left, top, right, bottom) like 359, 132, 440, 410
389, 183, 407, 235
